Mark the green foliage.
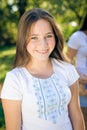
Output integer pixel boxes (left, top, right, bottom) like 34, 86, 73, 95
0, 46, 16, 84
0, 102, 5, 130
0, 0, 87, 46
0, 1, 86, 128
0, 0, 18, 46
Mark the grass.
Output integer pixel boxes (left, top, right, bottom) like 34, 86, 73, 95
0, 46, 16, 84
0, 45, 16, 130
0, 102, 5, 130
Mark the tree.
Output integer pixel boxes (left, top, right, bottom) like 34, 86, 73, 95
0, 0, 18, 46
0, 0, 87, 46
17, 0, 28, 18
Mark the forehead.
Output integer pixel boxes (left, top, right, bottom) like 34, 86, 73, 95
29, 19, 53, 34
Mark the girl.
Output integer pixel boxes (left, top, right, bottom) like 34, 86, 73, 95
1, 8, 85, 130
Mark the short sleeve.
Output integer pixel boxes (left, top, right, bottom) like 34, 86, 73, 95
1, 72, 23, 100
68, 33, 81, 49
52, 58, 79, 87
67, 64, 79, 87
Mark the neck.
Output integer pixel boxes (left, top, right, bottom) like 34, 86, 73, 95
25, 58, 53, 78
28, 58, 51, 67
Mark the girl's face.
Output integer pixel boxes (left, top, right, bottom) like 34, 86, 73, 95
26, 19, 55, 61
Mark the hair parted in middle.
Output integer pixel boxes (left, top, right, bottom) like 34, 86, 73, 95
14, 8, 65, 67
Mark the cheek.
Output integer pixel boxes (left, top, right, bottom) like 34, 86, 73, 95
26, 43, 34, 52
49, 39, 55, 48
26, 44, 30, 52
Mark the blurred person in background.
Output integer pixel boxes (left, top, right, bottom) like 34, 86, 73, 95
66, 15, 87, 130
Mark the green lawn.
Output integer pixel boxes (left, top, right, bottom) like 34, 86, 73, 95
0, 46, 16, 84
0, 102, 5, 130
0, 45, 16, 130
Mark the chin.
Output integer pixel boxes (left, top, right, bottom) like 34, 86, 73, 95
36, 56, 49, 61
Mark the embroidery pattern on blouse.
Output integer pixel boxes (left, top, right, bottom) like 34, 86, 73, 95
32, 73, 70, 124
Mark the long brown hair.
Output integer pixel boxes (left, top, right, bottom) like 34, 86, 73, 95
14, 8, 65, 68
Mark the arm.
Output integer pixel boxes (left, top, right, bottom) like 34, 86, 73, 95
2, 99, 21, 130
77, 72, 87, 96
67, 47, 87, 84
66, 47, 87, 95
79, 83, 87, 96
66, 47, 77, 63
79, 73, 87, 84
68, 80, 85, 130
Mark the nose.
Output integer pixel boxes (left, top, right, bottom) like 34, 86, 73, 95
40, 38, 48, 48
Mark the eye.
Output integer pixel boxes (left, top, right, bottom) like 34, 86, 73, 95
46, 34, 54, 38
30, 36, 39, 41
31, 36, 38, 40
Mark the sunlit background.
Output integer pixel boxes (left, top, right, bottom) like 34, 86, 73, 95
0, 0, 87, 129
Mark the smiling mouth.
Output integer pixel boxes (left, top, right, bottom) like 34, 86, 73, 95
36, 49, 48, 54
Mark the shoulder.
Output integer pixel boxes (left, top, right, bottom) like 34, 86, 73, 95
52, 58, 75, 71
4, 67, 26, 85
7, 67, 24, 77
1, 68, 24, 100
69, 31, 82, 39
68, 31, 83, 49
52, 58, 79, 86
69, 31, 85, 42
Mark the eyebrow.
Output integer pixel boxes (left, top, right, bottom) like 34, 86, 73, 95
46, 32, 54, 35
30, 34, 38, 36
30, 32, 54, 36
